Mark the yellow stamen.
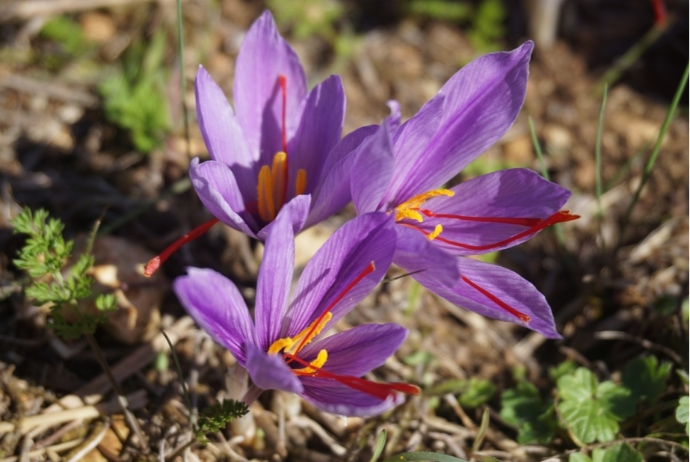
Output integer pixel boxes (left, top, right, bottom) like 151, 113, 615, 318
294, 349, 328, 374
427, 224, 443, 241
271, 152, 288, 211
257, 165, 275, 222
295, 169, 307, 196
395, 208, 423, 222
394, 189, 454, 222
267, 312, 333, 356
267, 338, 292, 355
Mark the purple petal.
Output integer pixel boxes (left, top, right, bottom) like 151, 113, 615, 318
233, 11, 307, 161
381, 95, 444, 207
173, 268, 256, 364
246, 344, 303, 394
299, 323, 407, 376
288, 75, 345, 196
393, 225, 459, 287
389, 42, 534, 204
256, 194, 311, 240
386, 100, 401, 135
300, 378, 404, 417
351, 119, 395, 214
410, 168, 571, 256
194, 67, 256, 199
414, 257, 560, 338
284, 213, 396, 337
305, 125, 378, 228
189, 158, 258, 237
254, 206, 295, 350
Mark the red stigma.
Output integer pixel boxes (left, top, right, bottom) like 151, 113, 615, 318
651, 0, 667, 25
144, 218, 219, 277
285, 353, 420, 400
278, 74, 289, 202
285, 262, 376, 362
278, 74, 288, 154
419, 209, 543, 227
404, 210, 578, 252
461, 276, 531, 323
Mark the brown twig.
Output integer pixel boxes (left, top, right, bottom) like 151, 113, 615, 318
595, 330, 685, 365
0, 0, 172, 20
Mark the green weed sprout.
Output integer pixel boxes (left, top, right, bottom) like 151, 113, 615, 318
11, 207, 148, 450
195, 400, 249, 444
11, 207, 116, 338
99, 29, 171, 154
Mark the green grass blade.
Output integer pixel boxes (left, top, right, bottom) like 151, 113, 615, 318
595, 21, 669, 95
604, 142, 650, 191
369, 429, 387, 462
528, 117, 549, 181
162, 330, 196, 428
619, 62, 689, 247
528, 117, 566, 248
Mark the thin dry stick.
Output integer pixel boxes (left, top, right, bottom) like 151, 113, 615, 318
65, 418, 111, 462
84, 333, 148, 452
1, 0, 168, 20
0, 390, 147, 433
26, 317, 193, 438
595, 330, 684, 365
0, 439, 85, 462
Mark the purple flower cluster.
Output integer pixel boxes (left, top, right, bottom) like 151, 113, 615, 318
156, 11, 577, 416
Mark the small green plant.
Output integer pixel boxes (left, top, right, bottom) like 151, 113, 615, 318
556, 367, 632, 444
468, 0, 506, 52
99, 29, 171, 154
39, 15, 89, 57
12, 207, 148, 448
500, 380, 556, 444
268, 0, 344, 41
499, 357, 685, 451
406, 0, 472, 22
11, 208, 116, 338
677, 396, 689, 434
458, 377, 496, 408
195, 400, 249, 443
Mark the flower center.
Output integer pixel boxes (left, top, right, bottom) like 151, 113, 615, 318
256, 152, 307, 223
393, 188, 579, 326
254, 75, 308, 223
265, 262, 397, 387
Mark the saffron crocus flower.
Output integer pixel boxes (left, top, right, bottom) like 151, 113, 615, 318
145, 11, 373, 276
174, 202, 419, 416
350, 41, 577, 339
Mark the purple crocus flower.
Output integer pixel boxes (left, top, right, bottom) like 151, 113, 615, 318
174, 200, 419, 416
350, 42, 577, 339
145, 10, 372, 276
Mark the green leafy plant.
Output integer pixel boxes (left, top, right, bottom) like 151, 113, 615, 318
621, 356, 672, 406
99, 29, 171, 154
500, 380, 556, 444
677, 396, 689, 434
557, 367, 633, 444
458, 377, 496, 408
11, 208, 116, 339
12, 207, 148, 447
406, 0, 472, 22
195, 400, 249, 443
468, 0, 506, 52
39, 16, 89, 56
268, 0, 344, 41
